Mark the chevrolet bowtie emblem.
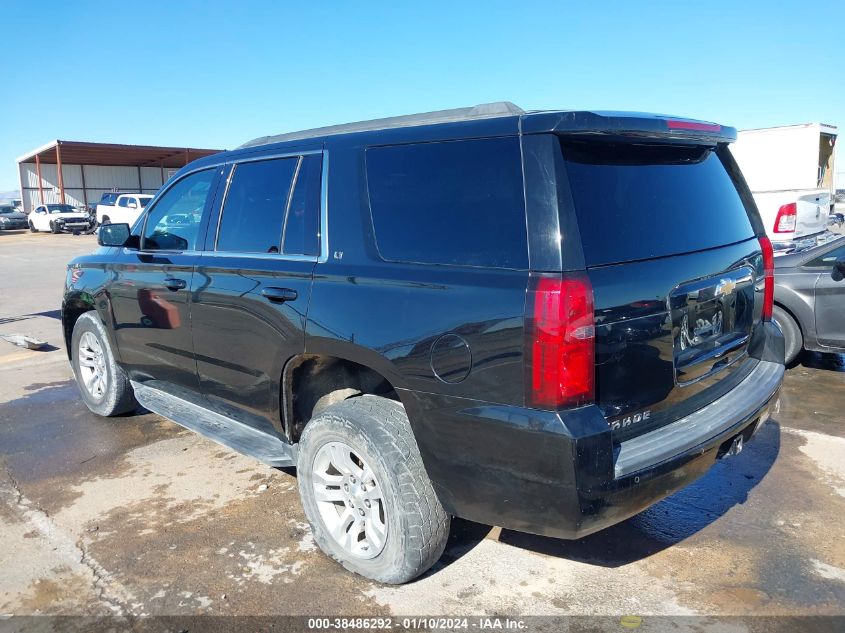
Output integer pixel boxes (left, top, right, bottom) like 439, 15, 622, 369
715, 278, 736, 297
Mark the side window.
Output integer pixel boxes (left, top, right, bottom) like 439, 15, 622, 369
216, 158, 298, 253
142, 169, 215, 251
805, 245, 845, 268
366, 137, 527, 268
118, 197, 130, 208
282, 154, 322, 256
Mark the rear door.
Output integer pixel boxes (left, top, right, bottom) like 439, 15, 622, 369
556, 138, 764, 439
808, 242, 845, 349
190, 151, 323, 437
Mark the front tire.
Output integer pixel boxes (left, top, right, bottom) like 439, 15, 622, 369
29, 221, 38, 233
49, 221, 60, 234
297, 395, 450, 584
772, 305, 802, 365
71, 312, 137, 416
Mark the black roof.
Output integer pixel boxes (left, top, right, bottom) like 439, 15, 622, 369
238, 102, 736, 150
182, 102, 736, 176
239, 102, 525, 149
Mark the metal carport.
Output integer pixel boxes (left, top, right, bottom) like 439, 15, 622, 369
16, 140, 221, 213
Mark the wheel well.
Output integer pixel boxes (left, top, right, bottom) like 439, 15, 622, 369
283, 355, 399, 442
62, 300, 95, 359
773, 302, 803, 337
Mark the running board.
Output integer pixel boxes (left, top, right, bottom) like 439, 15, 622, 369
132, 381, 295, 467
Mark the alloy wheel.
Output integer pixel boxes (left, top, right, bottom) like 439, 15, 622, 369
311, 441, 388, 559
77, 331, 108, 401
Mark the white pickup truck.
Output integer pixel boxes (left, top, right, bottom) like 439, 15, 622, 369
96, 193, 154, 227
731, 123, 838, 253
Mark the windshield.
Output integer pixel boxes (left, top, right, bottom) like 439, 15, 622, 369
101, 194, 119, 204
47, 204, 78, 214
0, 207, 15, 214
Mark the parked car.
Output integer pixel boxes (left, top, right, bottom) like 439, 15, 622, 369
96, 193, 154, 226
29, 204, 93, 233
0, 204, 28, 230
63, 103, 784, 584
773, 236, 845, 363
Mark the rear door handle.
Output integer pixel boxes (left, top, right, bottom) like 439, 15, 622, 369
163, 277, 186, 291
261, 287, 298, 303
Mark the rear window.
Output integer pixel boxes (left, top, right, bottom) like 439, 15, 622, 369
561, 141, 755, 267
366, 137, 527, 268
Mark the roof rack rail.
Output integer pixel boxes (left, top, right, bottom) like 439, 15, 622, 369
238, 101, 524, 149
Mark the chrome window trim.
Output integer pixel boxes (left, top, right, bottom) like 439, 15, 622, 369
319, 151, 329, 263
210, 149, 328, 263
279, 156, 304, 251
200, 251, 319, 263
212, 163, 237, 252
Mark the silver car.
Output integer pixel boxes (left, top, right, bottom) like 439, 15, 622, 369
773, 236, 845, 363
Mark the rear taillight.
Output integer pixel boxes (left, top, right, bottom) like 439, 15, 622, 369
525, 273, 595, 409
773, 202, 797, 233
759, 236, 774, 321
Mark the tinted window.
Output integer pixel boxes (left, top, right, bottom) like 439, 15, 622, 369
118, 197, 130, 207
139, 197, 151, 208
805, 244, 845, 268
562, 141, 755, 267
143, 169, 215, 251
217, 158, 297, 253
366, 137, 527, 268
282, 154, 322, 256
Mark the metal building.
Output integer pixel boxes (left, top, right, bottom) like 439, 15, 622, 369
16, 140, 221, 213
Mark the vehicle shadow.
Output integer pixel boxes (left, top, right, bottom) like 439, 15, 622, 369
797, 350, 845, 373
437, 420, 781, 571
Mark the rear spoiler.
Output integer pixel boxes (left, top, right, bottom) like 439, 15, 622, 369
521, 111, 737, 145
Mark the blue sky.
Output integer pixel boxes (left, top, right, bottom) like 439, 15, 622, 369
1, 0, 843, 192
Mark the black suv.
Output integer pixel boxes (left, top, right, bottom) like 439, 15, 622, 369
63, 103, 784, 584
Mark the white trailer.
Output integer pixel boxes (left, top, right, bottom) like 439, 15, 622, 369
731, 123, 837, 252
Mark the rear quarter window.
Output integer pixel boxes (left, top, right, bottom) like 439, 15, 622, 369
366, 137, 527, 269
562, 141, 756, 267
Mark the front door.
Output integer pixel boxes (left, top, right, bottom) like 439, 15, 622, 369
190, 152, 323, 437
109, 167, 220, 391
812, 242, 845, 349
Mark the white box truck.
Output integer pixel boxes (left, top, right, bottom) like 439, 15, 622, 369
731, 123, 837, 252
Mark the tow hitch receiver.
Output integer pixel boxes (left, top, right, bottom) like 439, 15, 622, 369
720, 434, 744, 459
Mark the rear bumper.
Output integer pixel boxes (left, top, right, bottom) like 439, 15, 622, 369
772, 229, 839, 253
404, 327, 784, 540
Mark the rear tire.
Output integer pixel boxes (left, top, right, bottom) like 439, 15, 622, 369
71, 311, 137, 416
297, 395, 450, 584
773, 305, 802, 365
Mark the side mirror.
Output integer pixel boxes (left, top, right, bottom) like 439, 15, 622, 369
128, 202, 138, 209
98, 223, 132, 247
832, 256, 845, 282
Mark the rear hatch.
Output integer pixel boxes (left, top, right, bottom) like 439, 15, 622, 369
559, 139, 764, 440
